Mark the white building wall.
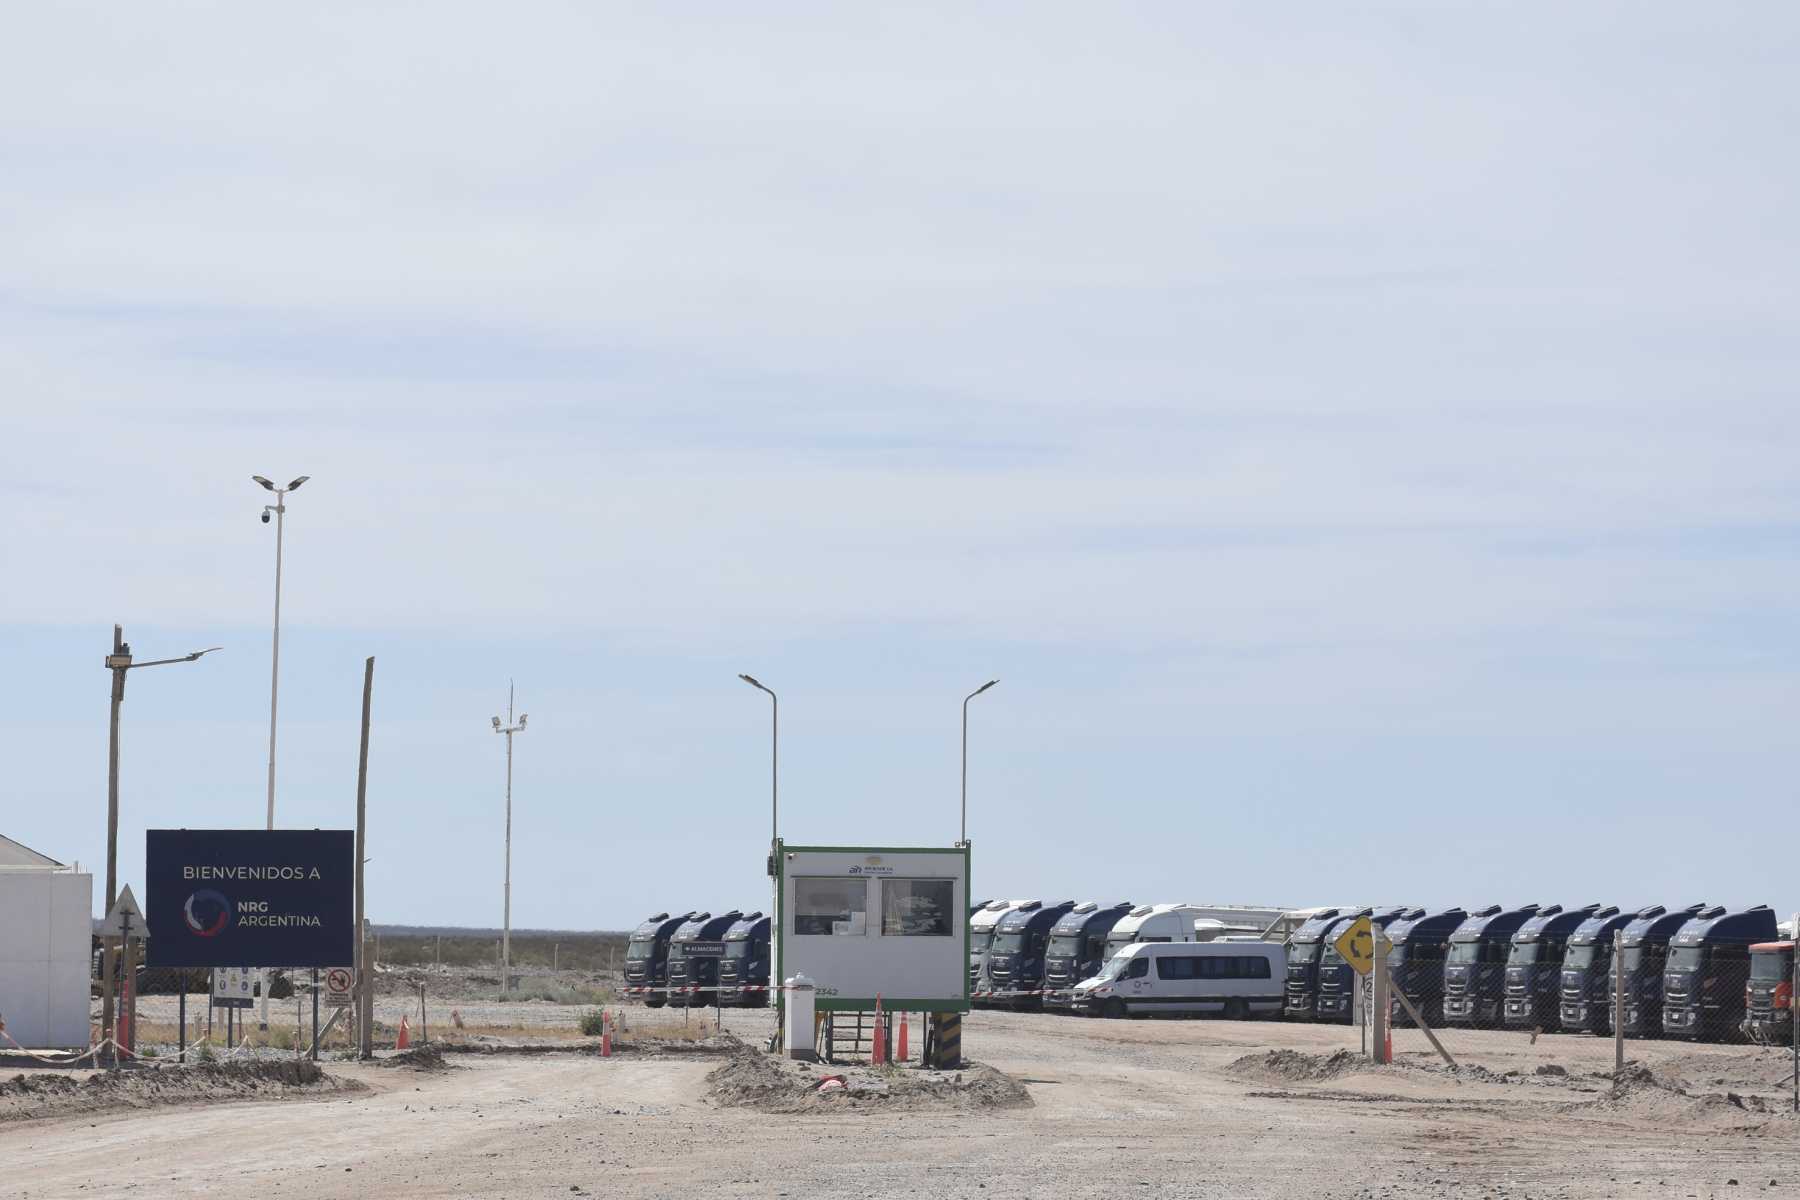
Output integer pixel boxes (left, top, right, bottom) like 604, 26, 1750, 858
0, 870, 94, 1048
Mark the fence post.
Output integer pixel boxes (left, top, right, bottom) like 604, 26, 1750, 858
1613, 934, 1626, 1078
179, 986, 187, 1063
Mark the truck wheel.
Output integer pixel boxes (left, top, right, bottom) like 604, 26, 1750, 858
1102, 998, 1127, 1020
1223, 999, 1248, 1022
645, 998, 666, 1009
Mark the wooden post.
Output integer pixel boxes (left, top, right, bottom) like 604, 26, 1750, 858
354, 657, 375, 1059
1370, 937, 1390, 1064
1613, 934, 1627, 1077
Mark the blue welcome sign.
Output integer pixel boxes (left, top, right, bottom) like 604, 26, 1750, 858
145, 829, 354, 968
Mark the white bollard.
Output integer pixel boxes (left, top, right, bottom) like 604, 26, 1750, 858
785, 974, 816, 1061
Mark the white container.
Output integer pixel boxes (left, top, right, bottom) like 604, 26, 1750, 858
0, 868, 93, 1048
785, 973, 815, 1060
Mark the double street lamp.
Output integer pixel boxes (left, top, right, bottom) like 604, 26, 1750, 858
252, 474, 309, 832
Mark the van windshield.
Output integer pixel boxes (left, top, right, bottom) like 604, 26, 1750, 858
1095, 955, 1130, 982
626, 938, 655, 960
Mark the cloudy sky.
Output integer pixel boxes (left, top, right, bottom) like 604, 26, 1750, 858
4, 4, 1797, 929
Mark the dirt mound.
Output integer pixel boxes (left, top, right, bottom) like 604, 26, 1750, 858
1585, 1063, 1789, 1127
0, 1060, 361, 1123
706, 1050, 1032, 1114
382, 1045, 453, 1071
1227, 1049, 1368, 1084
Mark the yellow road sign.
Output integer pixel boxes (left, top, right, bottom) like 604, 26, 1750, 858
1331, 916, 1393, 976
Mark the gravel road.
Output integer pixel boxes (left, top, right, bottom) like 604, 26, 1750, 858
6, 1010, 1799, 1198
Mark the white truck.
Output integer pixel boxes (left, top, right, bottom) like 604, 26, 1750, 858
1101, 903, 1289, 959
968, 899, 1031, 1005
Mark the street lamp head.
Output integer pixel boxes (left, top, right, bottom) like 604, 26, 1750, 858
491, 716, 502, 731
185, 647, 224, 661
287, 475, 310, 491
739, 673, 773, 696
252, 475, 275, 491
518, 714, 527, 728
975, 679, 1000, 696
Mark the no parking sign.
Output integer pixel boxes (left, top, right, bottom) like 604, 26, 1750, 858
325, 967, 355, 1008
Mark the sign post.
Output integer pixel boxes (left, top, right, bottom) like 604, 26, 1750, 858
100, 886, 147, 1063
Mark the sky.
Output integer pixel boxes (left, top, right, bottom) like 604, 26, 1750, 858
3, 4, 1798, 930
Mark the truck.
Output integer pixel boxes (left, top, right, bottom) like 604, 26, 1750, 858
1610, 903, 1707, 1037
982, 900, 1077, 1009
623, 910, 695, 1007
1442, 904, 1542, 1028
1663, 904, 1779, 1041
1043, 901, 1135, 1013
1281, 908, 1350, 1021
665, 909, 743, 1008
1553, 906, 1634, 1034
716, 911, 771, 1007
1101, 904, 1221, 962
969, 900, 1028, 1007
1383, 906, 1467, 1027
1502, 903, 1602, 1030
1743, 940, 1795, 1044
1315, 906, 1412, 1024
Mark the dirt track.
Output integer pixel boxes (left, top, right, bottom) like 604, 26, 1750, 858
5, 1011, 1799, 1198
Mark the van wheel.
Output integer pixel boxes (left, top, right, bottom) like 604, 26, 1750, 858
1102, 999, 1127, 1020
1223, 999, 1248, 1022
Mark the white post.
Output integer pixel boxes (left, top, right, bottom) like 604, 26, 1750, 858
1613, 933, 1626, 1076
785, 974, 816, 1061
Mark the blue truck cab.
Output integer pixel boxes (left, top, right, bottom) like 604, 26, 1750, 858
1610, 903, 1706, 1037
1663, 904, 1778, 1042
666, 909, 743, 1008
717, 912, 771, 1007
1384, 907, 1467, 1027
1443, 904, 1541, 1027
1043, 901, 1134, 1013
1503, 904, 1602, 1029
1316, 907, 1411, 1023
1555, 906, 1634, 1034
1282, 908, 1349, 1021
984, 900, 1077, 1010
624, 911, 694, 1008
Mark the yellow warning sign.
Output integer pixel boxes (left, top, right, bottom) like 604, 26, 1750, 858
1332, 916, 1393, 976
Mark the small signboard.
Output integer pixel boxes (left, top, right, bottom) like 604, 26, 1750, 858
212, 966, 256, 1009
1332, 916, 1395, 977
324, 967, 355, 1008
100, 885, 148, 939
679, 941, 726, 957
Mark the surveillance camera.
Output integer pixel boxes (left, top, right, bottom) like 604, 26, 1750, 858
261, 511, 270, 524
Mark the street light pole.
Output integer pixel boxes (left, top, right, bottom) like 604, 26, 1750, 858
738, 675, 777, 846
492, 686, 527, 992
101, 625, 220, 1060
253, 474, 307, 1032
738, 673, 779, 1044
961, 680, 999, 845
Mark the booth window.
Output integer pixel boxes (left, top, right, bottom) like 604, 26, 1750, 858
793, 877, 867, 936
882, 878, 954, 936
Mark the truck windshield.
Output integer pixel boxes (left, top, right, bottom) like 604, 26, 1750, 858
626, 938, 655, 960
725, 940, 751, 959
1446, 941, 1483, 965
1563, 944, 1597, 970
1320, 946, 1345, 967
1620, 945, 1644, 972
1668, 946, 1704, 971
1751, 953, 1791, 982
1048, 935, 1082, 958
1288, 938, 1321, 964
1509, 943, 1540, 965
991, 932, 1025, 954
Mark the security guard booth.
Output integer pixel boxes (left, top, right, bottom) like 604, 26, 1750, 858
775, 842, 969, 1065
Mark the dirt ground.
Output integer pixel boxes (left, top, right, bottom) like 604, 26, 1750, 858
4, 1010, 1799, 1199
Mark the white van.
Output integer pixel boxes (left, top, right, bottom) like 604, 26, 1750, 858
1071, 940, 1286, 1020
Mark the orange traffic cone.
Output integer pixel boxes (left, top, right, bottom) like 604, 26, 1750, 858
396, 1015, 411, 1050
871, 995, 887, 1065
897, 1016, 909, 1063
1384, 1028, 1392, 1063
